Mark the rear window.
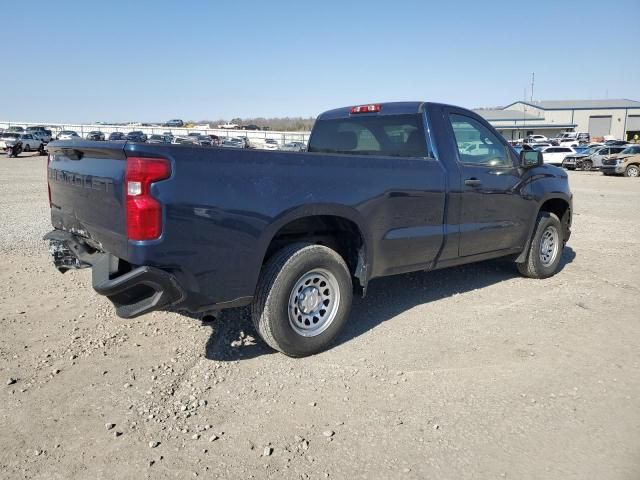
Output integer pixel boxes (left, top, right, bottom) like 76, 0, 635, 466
308, 114, 427, 157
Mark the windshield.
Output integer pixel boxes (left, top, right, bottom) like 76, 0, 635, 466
308, 114, 427, 157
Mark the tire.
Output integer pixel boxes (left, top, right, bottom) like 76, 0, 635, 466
517, 212, 564, 279
624, 164, 639, 178
23, 144, 30, 152
582, 160, 592, 171
251, 243, 353, 357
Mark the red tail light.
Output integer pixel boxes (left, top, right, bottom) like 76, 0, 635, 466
350, 104, 381, 114
125, 157, 171, 241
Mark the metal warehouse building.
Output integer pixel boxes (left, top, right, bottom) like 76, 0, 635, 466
475, 99, 640, 141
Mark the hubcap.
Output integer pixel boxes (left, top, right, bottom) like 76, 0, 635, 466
288, 268, 340, 337
539, 225, 560, 267
628, 166, 639, 177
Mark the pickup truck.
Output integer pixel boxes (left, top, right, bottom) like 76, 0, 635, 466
44, 102, 573, 357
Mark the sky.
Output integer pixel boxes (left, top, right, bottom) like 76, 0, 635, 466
1, 0, 638, 123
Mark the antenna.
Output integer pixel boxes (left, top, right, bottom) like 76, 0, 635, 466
530, 72, 535, 102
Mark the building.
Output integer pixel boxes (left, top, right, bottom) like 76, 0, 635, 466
475, 99, 640, 141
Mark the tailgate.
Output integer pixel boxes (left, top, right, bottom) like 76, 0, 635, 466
47, 141, 128, 259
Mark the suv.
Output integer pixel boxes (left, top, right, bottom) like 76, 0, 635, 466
164, 119, 184, 128
601, 145, 640, 177
563, 146, 628, 171
540, 146, 576, 166
26, 126, 52, 143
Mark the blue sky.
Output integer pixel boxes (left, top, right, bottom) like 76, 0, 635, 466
2, 0, 638, 123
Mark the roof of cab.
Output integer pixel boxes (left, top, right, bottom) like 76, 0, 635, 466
317, 102, 428, 120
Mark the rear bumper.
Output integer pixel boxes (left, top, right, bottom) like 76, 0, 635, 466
44, 230, 185, 319
600, 165, 624, 175
92, 254, 185, 318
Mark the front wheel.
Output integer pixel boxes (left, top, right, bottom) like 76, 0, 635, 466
582, 159, 593, 171
251, 243, 353, 357
624, 164, 639, 177
23, 144, 31, 152
517, 212, 564, 279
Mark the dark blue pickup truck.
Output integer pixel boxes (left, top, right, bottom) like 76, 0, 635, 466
45, 102, 572, 356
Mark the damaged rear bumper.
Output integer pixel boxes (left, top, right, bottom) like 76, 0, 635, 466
44, 230, 184, 319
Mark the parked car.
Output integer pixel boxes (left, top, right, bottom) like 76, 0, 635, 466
540, 146, 576, 166
56, 130, 81, 140
26, 126, 52, 143
147, 134, 172, 144
0, 132, 21, 149
221, 137, 247, 148
280, 142, 307, 152
600, 145, 640, 177
6, 126, 24, 133
45, 101, 572, 357
195, 136, 213, 147
11, 133, 44, 152
164, 119, 184, 127
524, 134, 548, 143
86, 131, 106, 141
557, 132, 589, 147
562, 145, 602, 170
171, 136, 199, 145
108, 132, 127, 141
531, 142, 552, 150
126, 131, 148, 142
262, 138, 279, 150
242, 124, 262, 131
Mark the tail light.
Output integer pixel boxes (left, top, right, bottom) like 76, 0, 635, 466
125, 156, 171, 241
350, 104, 381, 114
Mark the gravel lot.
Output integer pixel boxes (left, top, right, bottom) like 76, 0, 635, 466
1, 154, 639, 480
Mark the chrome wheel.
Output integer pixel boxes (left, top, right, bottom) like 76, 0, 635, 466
539, 225, 559, 267
288, 268, 340, 337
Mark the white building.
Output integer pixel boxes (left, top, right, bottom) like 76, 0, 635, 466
475, 99, 640, 141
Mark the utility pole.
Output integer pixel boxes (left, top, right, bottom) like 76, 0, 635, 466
530, 72, 535, 102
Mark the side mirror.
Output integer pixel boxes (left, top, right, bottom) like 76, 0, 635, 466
520, 149, 543, 168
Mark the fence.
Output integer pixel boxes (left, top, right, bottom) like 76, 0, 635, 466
0, 121, 311, 145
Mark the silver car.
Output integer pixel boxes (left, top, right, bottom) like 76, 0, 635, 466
563, 146, 629, 171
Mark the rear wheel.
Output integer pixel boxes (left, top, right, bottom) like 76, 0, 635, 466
517, 212, 564, 279
624, 164, 639, 177
251, 243, 353, 357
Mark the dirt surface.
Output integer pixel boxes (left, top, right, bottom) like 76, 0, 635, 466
1, 154, 639, 480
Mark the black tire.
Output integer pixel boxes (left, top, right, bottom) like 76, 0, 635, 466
624, 164, 639, 178
251, 243, 353, 357
23, 144, 30, 152
516, 212, 564, 279
582, 160, 592, 171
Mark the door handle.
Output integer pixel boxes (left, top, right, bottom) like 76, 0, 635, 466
464, 178, 482, 187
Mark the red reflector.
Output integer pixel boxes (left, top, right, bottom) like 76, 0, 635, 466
125, 157, 171, 241
350, 104, 381, 114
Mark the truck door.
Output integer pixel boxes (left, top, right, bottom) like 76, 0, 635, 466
443, 108, 532, 257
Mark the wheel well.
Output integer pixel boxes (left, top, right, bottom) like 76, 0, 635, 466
540, 198, 571, 236
263, 215, 366, 287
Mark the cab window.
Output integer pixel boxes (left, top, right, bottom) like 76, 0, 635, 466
449, 114, 511, 167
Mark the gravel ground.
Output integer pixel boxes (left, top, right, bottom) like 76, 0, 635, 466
1, 154, 639, 480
